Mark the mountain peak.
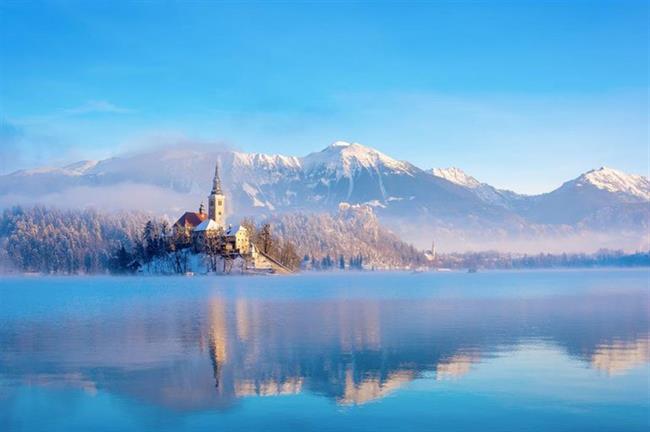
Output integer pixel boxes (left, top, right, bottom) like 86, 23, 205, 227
302, 141, 413, 177
577, 166, 649, 200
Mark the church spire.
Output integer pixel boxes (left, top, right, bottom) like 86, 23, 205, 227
212, 161, 223, 195
208, 160, 226, 226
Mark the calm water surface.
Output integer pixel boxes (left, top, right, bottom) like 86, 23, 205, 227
1, 270, 648, 431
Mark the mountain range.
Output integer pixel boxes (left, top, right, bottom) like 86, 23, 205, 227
1, 141, 647, 252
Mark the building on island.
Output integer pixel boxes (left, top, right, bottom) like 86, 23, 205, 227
174, 202, 208, 237
424, 240, 436, 262
191, 218, 222, 251
173, 161, 291, 274
226, 225, 250, 255
208, 163, 226, 228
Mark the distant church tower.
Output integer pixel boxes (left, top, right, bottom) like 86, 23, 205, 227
208, 162, 225, 227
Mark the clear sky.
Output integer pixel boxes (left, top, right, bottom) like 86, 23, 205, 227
0, 0, 648, 193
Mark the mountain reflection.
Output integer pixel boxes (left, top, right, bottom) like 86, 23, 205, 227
1, 284, 648, 411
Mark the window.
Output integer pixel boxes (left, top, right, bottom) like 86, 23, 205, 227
218, 200, 222, 205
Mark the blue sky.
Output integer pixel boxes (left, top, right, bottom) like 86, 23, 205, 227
0, 0, 647, 193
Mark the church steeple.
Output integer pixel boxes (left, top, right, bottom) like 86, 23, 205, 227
208, 160, 225, 227
212, 163, 223, 195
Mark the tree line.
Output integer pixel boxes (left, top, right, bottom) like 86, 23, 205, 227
0, 206, 144, 274
2, 206, 646, 274
433, 249, 650, 270
0, 207, 302, 274
302, 254, 364, 271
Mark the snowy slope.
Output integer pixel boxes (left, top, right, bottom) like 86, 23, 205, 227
431, 167, 481, 188
430, 167, 524, 208
579, 167, 649, 201
0, 141, 647, 251
301, 141, 415, 179
513, 167, 649, 225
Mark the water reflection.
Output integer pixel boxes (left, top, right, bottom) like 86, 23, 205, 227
591, 339, 650, 375
0, 275, 648, 412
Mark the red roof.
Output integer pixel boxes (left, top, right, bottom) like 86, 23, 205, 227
174, 212, 208, 228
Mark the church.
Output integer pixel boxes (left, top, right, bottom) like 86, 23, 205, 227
173, 162, 248, 254
173, 161, 291, 274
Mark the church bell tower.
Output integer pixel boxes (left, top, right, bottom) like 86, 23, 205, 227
208, 162, 225, 227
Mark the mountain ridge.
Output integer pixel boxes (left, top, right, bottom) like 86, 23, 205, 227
1, 141, 647, 252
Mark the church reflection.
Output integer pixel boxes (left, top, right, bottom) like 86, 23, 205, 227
591, 339, 649, 375
1, 286, 648, 411
199, 291, 649, 407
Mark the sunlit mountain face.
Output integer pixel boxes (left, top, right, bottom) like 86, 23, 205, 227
1, 143, 648, 252
1, 271, 648, 415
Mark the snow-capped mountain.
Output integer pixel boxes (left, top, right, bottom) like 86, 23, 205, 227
295, 142, 485, 212
302, 141, 415, 179
578, 167, 649, 201
431, 167, 482, 188
0, 141, 647, 252
513, 167, 649, 225
430, 167, 523, 208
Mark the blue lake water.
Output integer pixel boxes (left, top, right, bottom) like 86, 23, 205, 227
1, 270, 648, 431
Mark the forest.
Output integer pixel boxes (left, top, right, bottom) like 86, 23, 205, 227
0, 206, 647, 274
0, 206, 303, 274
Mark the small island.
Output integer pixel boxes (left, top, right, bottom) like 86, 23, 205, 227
101, 161, 298, 276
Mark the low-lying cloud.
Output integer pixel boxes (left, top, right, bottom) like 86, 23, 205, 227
0, 183, 202, 221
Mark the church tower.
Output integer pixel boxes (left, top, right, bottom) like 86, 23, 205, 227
208, 162, 226, 227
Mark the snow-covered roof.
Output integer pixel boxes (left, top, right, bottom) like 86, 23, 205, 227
194, 219, 221, 232
226, 224, 247, 235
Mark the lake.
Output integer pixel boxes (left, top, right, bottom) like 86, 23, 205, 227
1, 270, 648, 431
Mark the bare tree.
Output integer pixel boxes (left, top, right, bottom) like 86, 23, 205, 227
279, 240, 301, 271
203, 228, 225, 272
259, 223, 273, 254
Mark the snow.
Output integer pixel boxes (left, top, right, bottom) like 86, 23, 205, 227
241, 182, 268, 207
195, 219, 221, 231
301, 141, 414, 179
242, 182, 259, 197
13, 160, 99, 177
365, 200, 387, 208
431, 167, 481, 188
12, 166, 61, 176
431, 167, 521, 207
62, 160, 99, 175
232, 151, 301, 171
251, 197, 266, 207
579, 167, 650, 200
226, 224, 245, 235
